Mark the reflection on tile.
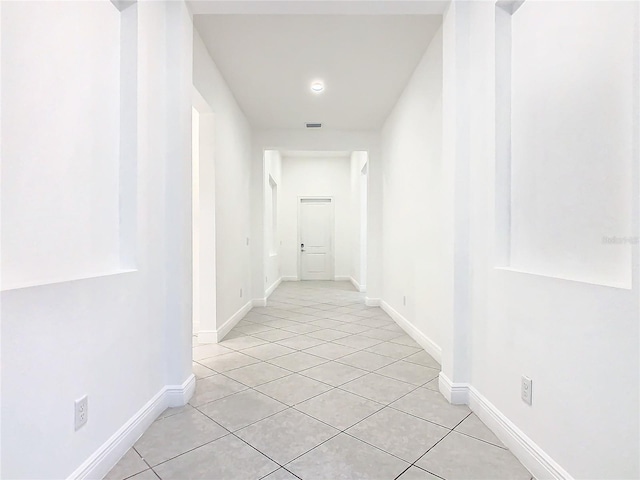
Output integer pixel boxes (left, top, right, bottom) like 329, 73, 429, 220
340, 373, 416, 404
153, 434, 278, 480
286, 433, 408, 480
255, 373, 333, 406
296, 388, 383, 430
390, 387, 470, 428
198, 389, 286, 431
236, 408, 339, 465
134, 409, 227, 466
416, 431, 531, 479
346, 407, 449, 462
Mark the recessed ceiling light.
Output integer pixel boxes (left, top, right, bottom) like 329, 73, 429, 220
311, 81, 324, 93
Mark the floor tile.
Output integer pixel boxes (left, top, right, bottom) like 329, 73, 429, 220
223, 362, 290, 387
403, 350, 441, 369
255, 373, 333, 406
286, 433, 409, 480
234, 323, 274, 335
276, 335, 326, 350
346, 407, 449, 462
267, 351, 329, 372
340, 373, 416, 404
353, 317, 396, 328
192, 362, 216, 379
332, 335, 383, 350
335, 350, 396, 371
390, 387, 470, 428
306, 329, 351, 341
309, 318, 344, 329
261, 468, 299, 480
376, 361, 440, 386
219, 335, 269, 350
198, 389, 287, 431
127, 470, 160, 480
365, 341, 421, 359
416, 431, 531, 479
359, 328, 403, 341
236, 408, 339, 465
153, 434, 278, 480
295, 388, 383, 430
303, 343, 358, 360
134, 409, 227, 466
105, 448, 148, 480
388, 335, 421, 348
301, 361, 368, 387
397, 466, 441, 480
242, 343, 296, 360
331, 323, 372, 334
252, 329, 299, 342
157, 403, 194, 420
189, 375, 247, 407
424, 378, 439, 392
455, 413, 505, 448
280, 323, 323, 334
198, 351, 260, 373
192, 343, 233, 361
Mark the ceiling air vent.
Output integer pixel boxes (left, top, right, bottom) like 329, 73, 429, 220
306, 123, 322, 129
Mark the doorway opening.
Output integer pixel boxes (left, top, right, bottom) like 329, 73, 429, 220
261, 150, 369, 297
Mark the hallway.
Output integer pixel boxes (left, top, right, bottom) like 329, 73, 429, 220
107, 282, 531, 480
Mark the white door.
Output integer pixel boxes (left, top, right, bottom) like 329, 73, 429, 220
299, 198, 333, 280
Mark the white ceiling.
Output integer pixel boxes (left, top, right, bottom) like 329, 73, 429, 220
193, 14, 442, 130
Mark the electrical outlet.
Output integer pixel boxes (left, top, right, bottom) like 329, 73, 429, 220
75, 395, 88, 430
403, 296, 406, 306
521, 376, 532, 405
240, 288, 243, 298
246, 237, 250, 246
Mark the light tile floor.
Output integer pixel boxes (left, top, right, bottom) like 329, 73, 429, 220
106, 281, 533, 480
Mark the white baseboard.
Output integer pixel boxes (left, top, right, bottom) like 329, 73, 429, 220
265, 277, 282, 298
281, 276, 298, 281
468, 385, 572, 480
334, 275, 350, 281
349, 276, 366, 292
198, 300, 253, 343
365, 297, 381, 306
380, 300, 442, 364
68, 374, 195, 480
438, 372, 469, 405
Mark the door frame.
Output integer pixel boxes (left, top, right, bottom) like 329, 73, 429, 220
297, 196, 335, 281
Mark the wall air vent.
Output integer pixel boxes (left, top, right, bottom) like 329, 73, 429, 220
306, 123, 322, 128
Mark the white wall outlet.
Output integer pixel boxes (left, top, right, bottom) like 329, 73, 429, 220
74, 395, 88, 430
521, 376, 532, 405
246, 237, 250, 246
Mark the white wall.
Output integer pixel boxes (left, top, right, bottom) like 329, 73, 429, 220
193, 30, 253, 331
264, 150, 282, 292
1, 1, 194, 478
1, 0, 122, 289
508, 1, 633, 288
350, 151, 368, 290
380, 27, 445, 355
439, 2, 639, 478
279, 154, 351, 280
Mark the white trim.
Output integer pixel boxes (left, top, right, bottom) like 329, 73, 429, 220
334, 275, 350, 281
349, 276, 366, 292
364, 297, 381, 307
265, 277, 282, 298
67, 375, 195, 480
380, 300, 442, 363
467, 385, 573, 480
282, 276, 299, 281
438, 372, 469, 405
198, 300, 253, 343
